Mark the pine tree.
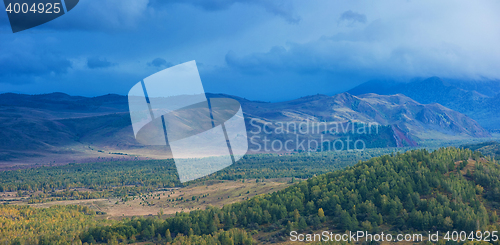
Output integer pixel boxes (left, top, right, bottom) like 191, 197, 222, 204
165, 229, 172, 242
298, 217, 307, 231
293, 209, 300, 223
285, 221, 293, 234
340, 210, 352, 230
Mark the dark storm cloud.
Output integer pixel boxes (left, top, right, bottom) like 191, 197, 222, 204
339, 10, 367, 25
149, 0, 300, 23
225, 7, 500, 84
19, 0, 150, 31
0, 51, 72, 81
87, 57, 116, 69
0, 0, 299, 32
147, 58, 173, 68
0, 0, 499, 101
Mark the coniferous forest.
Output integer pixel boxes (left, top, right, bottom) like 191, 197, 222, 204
0, 148, 396, 203
0, 146, 499, 244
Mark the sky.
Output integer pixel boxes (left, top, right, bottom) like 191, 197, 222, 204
0, 0, 499, 101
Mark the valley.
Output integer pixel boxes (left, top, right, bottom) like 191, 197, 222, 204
1, 146, 499, 244
1, 77, 499, 244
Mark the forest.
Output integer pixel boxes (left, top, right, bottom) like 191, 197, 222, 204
462, 141, 500, 160
0, 148, 400, 204
0, 146, 499, 244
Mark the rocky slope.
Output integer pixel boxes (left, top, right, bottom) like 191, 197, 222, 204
0, 92, 490, 164
348, 77, 500, 130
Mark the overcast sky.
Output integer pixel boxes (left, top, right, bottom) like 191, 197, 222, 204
0, 0, 499, 101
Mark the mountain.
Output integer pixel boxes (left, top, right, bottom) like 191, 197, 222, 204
0, 92, 490, 165
348, 77, 500, 130
347, 79, 400, 96
0, 93, 146, 165
239, 92, 490, 151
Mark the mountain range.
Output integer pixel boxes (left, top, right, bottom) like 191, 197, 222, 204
348, 77, 500, 131
238, 92, 489, 149
0, 90, 492, 166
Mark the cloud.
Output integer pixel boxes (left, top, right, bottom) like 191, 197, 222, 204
338, 10, 367, 25
0, 0, 299, 33
25, 0, 150, 31
147, 58, 173, 68
87, 57, 116, 69
0, 50, 72, 82
2, 0, 500, 102
225, 12, 500, 82
251, 0, 300, 23
151, 0, 300, 23
225, 47, 292, 74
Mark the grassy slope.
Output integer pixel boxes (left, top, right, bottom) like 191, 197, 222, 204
2, 146, 500, 244
74, 147, 500, 244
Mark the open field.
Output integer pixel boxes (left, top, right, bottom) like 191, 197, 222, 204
14, 179, 291, 219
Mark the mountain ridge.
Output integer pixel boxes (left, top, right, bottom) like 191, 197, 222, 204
348, 77, 500, 130
0, 91, 491, 165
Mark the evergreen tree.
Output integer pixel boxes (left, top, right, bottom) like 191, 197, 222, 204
165, 229, 172, 242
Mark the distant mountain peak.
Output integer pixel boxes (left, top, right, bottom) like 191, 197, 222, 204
347, 76, 500, 130
331, 91, 355, 100
294, 93, 332, 101
0, 91, 491, 163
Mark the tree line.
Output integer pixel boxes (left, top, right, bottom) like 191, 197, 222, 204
79, 147, 500, 243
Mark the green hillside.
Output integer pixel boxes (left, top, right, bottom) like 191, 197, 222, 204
462, 141, 500, 160
2, 147, 500, 244
78, 147, 500, 244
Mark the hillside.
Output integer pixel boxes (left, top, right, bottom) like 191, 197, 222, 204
240, 92, 489, 151
3, 147, 499, 244
0, 92, 491, 166
348, 77, 500, 130
79, 147, 500, 244
462, 141, 500, 160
